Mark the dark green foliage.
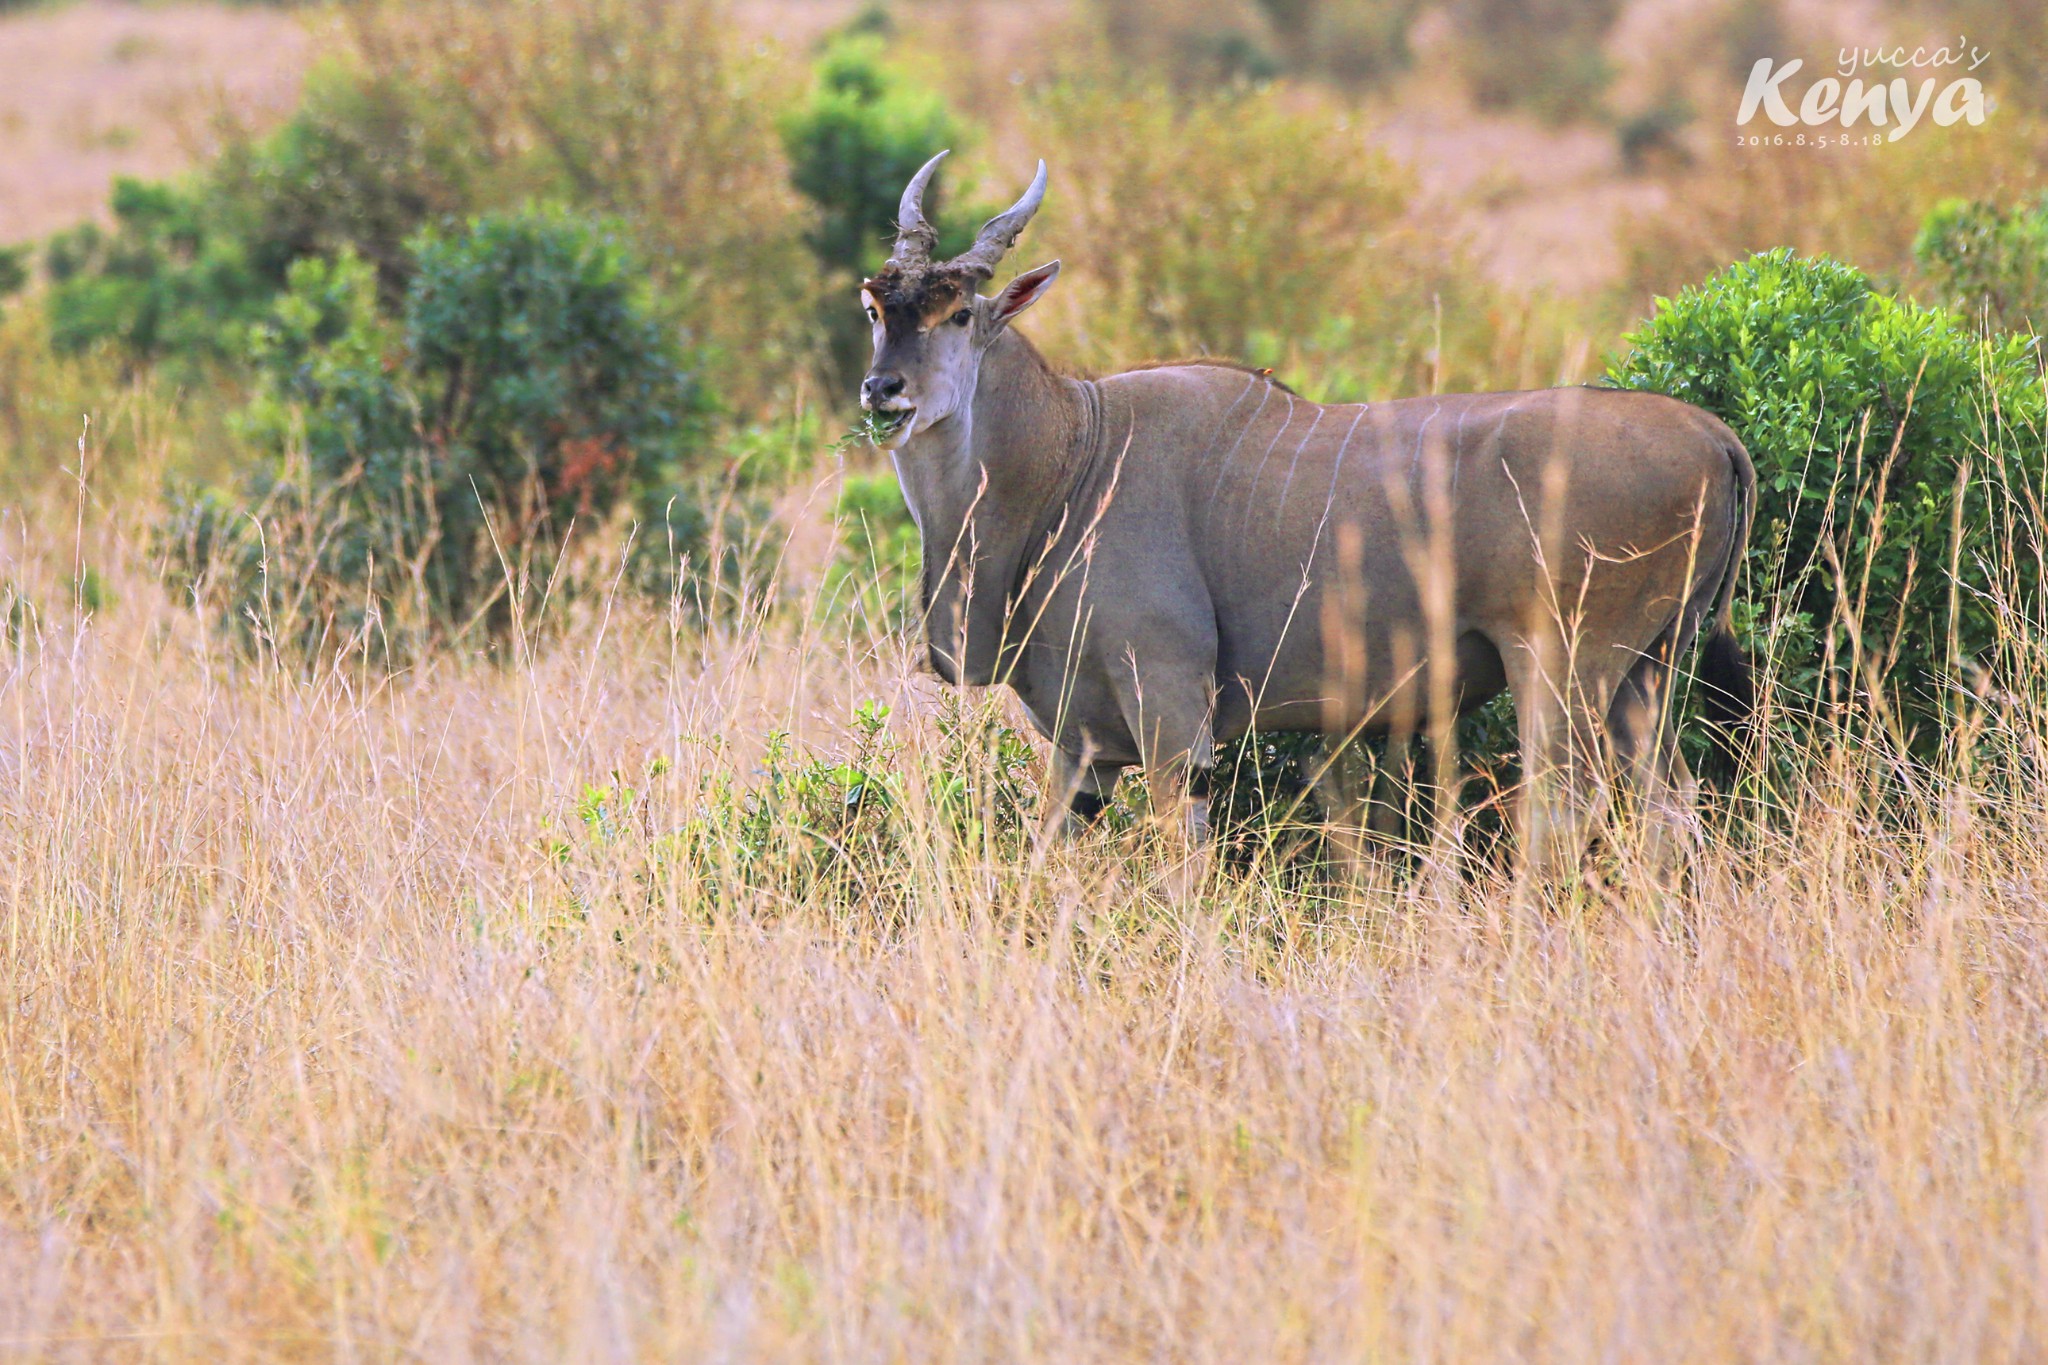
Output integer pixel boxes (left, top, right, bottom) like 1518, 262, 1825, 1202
41, 64, 470, 370
1211, 730, 1329, 867
44, 178, 273, 364
1617, 100, 1695, 173
838, 2, 895, 38
0, 246, 28, 304
241, 251, 411, 478
930, 697, 1042, 846
403, 207, 701, 520
778, 35, 973, 274
551, 699, 1041, 916
1915, 195, 2048, 335
1209, 698, 1525, 876
778, 33, 982, 383
207, 66, 477, 308
1609, 248, 2047, 750
687, 703, 907, 902
199, 206, 708, 647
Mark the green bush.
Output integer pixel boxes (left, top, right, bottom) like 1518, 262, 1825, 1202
330, 0, 816, 411
44, 178, 272, 365
548, 698, 1041, 916
779, 35, 973, 276
37, 7, 811, 410
212, 206, 709, 645
1617, 100, 1695, 174
207, 64, 479, 308
1609, 249, 2047, 750
667, 702, 910, 910
778, 33, 979, 381
0, 247, 27, 305
42, 65, 472, 370
1915, 195, 2048, 335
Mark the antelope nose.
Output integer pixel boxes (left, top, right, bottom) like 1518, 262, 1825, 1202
861, 372, 906, 409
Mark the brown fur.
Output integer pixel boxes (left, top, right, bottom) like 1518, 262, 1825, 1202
887, 323, 1754, 877
862, 262, 974, 324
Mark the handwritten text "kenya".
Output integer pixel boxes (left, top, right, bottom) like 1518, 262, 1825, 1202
1738, 58, 1987, 141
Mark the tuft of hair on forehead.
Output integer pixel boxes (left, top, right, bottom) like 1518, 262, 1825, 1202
863, 261, 979, 321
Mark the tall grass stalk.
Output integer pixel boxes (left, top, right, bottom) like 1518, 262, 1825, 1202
5, 473, 2048, 1355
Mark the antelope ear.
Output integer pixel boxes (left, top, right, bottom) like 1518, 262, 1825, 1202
991, 260, 1060, 323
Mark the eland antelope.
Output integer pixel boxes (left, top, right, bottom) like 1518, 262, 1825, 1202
858, 152, 1753, 875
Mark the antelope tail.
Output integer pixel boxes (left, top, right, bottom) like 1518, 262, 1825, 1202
1698, 429, 1756, 778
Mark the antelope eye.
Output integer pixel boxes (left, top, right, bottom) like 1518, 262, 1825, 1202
951, 308, 971, 327
865, 305, 879, 323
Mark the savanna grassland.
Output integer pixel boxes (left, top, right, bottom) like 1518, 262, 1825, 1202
6, 0, 2048, 1359
11, 499, 2048, 1360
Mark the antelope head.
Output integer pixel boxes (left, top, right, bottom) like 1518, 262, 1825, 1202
857, 151, 1061, 447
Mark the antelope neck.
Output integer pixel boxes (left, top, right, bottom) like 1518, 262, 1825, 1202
898, 327, 1100, 682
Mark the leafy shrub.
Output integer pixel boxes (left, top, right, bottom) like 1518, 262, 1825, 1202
1609, 249, 2047, 749
1617, 100, 1695, 173
779, 33, 981, 382
206, 64, 479, 308
208, 206, 709, 646
332, 0, 815, 410
1210, 730, 1331, 867
682, 702, 907, 905
1915, 195, 2048, 335
551, 699, 1041, 915
1021, 80, 1508, 395
0, 247, 27, 305
42, 1, 813, 412
40, 62, 474, 372
779, 35, 974, 279
43, 178, 274, 365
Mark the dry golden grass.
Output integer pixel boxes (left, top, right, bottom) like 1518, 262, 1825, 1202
4, 498, 2048, 1361
3, 2, 2046, 1353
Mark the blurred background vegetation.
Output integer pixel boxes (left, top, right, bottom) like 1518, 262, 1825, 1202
1, 0, 2045, 830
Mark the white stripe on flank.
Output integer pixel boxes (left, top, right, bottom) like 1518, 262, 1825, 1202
1236, 393, 1298, 528
1410, 402, 1441, 475
1272, 405, 1326, 514
1319, 404, 1370, 523
1206, 380, 1273, 511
